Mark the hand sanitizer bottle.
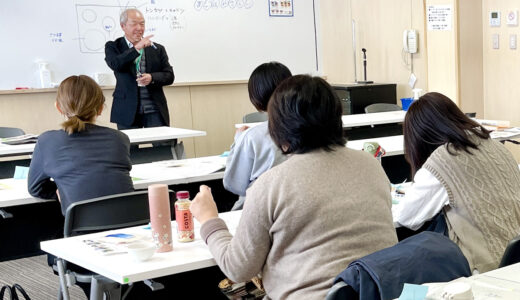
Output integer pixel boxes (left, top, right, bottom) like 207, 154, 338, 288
412, 88, 423, 100
38, 62, 52, 88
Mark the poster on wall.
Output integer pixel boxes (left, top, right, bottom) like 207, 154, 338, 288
427, 5, 453, 31
269, 0, 293, 17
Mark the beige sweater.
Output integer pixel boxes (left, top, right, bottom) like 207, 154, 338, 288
424, 137, 520, 272
201, 146, 398, 299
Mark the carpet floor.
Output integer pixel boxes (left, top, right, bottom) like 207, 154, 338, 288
0, 255, 86, 300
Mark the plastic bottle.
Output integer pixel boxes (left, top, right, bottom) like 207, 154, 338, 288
174, 191, 194, 242
38, 62, 52, 88
412, 88, 423, 100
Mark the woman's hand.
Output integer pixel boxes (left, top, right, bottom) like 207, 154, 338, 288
190, 185, 219, 225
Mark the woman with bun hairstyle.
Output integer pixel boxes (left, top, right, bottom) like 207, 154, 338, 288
28, 75, 134, 215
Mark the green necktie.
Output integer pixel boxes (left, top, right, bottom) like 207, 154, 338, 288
135, 49, 144, 74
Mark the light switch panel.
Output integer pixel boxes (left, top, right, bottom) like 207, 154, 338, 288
492, 34, 500, 49
510, 34, 517, 49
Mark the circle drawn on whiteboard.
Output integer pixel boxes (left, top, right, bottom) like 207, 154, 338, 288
244, 0, 254, 9
228, 0, 236, 9
81, 9, 97, 23
83, 29, 106, 51
102, 17, 116, 32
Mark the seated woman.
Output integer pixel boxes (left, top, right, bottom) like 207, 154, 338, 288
190, 75, 398, 299
393, 92, 520, 273
28, 75, 134, 215
224, 62, 292, 210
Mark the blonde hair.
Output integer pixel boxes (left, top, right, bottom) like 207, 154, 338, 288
56, 75, 105, 134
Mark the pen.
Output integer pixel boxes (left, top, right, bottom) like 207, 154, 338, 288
150, 42, 157, 50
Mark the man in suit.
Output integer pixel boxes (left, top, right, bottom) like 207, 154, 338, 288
105, 8, 174, 129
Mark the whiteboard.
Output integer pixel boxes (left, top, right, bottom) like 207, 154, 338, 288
0, 0, 321, 90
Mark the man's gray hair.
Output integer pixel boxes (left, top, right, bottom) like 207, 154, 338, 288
120, 8, 142, 24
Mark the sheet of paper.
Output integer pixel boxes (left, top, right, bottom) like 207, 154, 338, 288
399, 283, 428, 300
13, 166, 30, 179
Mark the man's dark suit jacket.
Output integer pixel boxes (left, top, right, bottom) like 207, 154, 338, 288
105, 37, 174, 127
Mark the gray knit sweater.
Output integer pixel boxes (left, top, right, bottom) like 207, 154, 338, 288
424, 137, 520, 272
201, 146, 398, 299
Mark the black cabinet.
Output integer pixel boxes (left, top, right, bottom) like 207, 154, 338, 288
332, 83, 397, 115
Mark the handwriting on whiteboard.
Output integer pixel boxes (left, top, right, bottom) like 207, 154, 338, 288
144, 6, 186, 31
49, 32, 64, 43
194, 0, 254, 11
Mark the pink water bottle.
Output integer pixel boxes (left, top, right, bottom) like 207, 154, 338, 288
175, 191, 194, 242
148, 184, 173, 252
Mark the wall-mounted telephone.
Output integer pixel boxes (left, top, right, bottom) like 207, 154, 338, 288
403, 29, 418, 54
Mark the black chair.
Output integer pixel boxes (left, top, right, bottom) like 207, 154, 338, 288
0, 127, 25, 138
54, 190, 173, 300
329, 232, 471, 300
499, 234, 520, 268
0, 127, 30, 179
242, 112, 267, 123
130, 145, 175, 164
364, 103, 402, 113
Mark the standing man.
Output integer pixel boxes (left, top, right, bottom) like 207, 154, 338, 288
105, 8, 174, 129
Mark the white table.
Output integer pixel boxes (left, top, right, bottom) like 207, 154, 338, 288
344, 131, 519, 159
424, 263, 520, 299
0, 156, 226, 208
40, 210, 241, 286
0, 126, 206, 157
235, 110, 407, 129
121, 126, 206, 143
346, 135, 404, 157
0, 178, 54, 207
131, 155, 226, 189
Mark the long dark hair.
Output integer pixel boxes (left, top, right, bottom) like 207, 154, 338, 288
403, 92, 490, 177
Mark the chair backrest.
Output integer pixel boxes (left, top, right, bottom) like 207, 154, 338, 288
130, 145, 174, 164
334, 232, 471, 300
0, 127, 25, 138
242, 112, 268, 123
364, 103, 402, 114
499, 234, 520, 268
326, 282, 359, 300
63, 190, 172, 237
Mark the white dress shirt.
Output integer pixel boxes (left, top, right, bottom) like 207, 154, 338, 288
124, 36, 136, 50
392, 168, 449, 230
